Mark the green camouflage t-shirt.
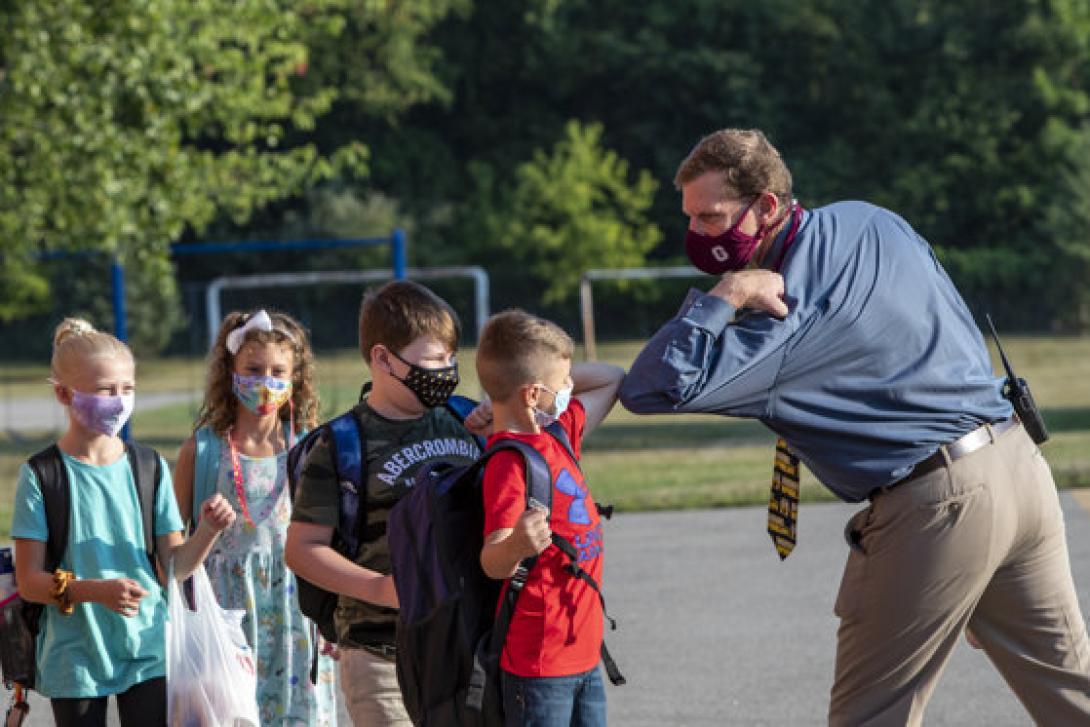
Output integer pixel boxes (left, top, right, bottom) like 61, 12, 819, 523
291, 399, 481, 649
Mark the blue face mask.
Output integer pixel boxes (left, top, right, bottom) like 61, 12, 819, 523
534, 383, 573, 427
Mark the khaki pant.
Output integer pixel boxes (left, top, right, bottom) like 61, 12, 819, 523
340, 647, 412, 727
830, 424, 1090, 726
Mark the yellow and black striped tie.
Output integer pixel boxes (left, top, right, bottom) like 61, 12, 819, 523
768, 438, 800, 559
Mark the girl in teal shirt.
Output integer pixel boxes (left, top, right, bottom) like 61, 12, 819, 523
11, 317, 235, 727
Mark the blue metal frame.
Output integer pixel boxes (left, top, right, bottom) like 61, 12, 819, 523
43, 231, 407, 441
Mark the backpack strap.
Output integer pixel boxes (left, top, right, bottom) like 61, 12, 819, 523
544, 421, 578, 467
23, 445, 69, 644
27, 445, 69, 574
544, 421, 613, 520
444, 394, 478, 422
466, 439, 554, 711
550, 535, 625, 685
191, 426, 223, 529
327, 409, 367, 557
125, 441, 162, 568
479, 436, 626, 693
444, 395, 486, 450
22, 443, 163, 637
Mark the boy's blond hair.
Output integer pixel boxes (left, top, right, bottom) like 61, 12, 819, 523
51, 317, 132, 384
476, 310, 573, 403
358, 281, 461, 365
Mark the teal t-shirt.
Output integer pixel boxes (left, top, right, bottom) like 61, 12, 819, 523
10, 449, 184, 698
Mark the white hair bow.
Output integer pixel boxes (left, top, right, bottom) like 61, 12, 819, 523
225, 310, 296, 354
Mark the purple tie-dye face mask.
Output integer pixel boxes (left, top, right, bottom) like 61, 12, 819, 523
69, 390, 135, 437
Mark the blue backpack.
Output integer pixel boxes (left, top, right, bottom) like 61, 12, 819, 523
388, 423, 624, 727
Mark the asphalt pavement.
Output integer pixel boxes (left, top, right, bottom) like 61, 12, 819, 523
8, 494, 1090, 726
604, 493, 1090, 726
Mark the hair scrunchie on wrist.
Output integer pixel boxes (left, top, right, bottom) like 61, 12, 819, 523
51, 568, 75, 615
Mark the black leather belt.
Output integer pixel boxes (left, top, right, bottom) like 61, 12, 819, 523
876, 416, 1019, 497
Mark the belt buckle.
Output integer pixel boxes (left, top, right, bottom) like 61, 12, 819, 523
947, 416, 1015, 461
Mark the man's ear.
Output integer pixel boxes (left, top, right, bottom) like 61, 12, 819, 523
757, 192, 781, 225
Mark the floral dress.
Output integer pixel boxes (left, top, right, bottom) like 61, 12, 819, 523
202, 444, 337, 726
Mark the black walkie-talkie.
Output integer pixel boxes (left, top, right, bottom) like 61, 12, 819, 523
985, 314, 1049, 445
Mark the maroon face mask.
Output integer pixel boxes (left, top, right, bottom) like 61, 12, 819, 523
684, 197, 772, 274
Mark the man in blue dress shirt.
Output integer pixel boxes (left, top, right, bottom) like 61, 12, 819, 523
619, 128, 1090, 725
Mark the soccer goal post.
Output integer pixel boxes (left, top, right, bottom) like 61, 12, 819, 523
205, 266, 490, 347
580, 266, 704, 360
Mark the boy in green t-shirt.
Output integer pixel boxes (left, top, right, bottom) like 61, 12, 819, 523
286, 280, 482, 727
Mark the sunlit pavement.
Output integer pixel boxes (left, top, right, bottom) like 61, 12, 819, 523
10, 493, 1090, 726
605, 494, 1090, 726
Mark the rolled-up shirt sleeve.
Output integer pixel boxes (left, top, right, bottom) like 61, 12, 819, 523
619, 288, 794, 418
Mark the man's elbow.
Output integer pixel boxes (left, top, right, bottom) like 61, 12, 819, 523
618, 374, 681, 414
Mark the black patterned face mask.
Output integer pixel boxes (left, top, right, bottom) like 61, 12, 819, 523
390, 350, 459, 408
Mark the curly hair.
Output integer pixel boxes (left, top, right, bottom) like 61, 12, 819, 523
194, 310, 319, 437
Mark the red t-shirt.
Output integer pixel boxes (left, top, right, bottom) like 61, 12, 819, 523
482, 399, 605, 677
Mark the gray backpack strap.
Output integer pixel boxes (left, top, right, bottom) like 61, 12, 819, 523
23, 445, 69, 643
125, 441, 162, 566
27, 445, 69, 572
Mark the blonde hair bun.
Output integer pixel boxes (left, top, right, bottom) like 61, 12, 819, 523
49, 317, 130, 383
53, 317, 97, 349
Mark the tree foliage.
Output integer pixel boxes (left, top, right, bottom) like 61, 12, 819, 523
0, 0, 475, 352
495, 121, 660, 304
5, 0, 1090, 348
0, 0, 361, 332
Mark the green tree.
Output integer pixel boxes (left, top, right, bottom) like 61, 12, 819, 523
1043, 123, 1090, 330
493, 121, 661, 304
0, 0, 363, 348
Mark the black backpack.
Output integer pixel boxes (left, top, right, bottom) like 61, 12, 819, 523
285, 394, 482, 647
0, 442, 160, 690
388, 423, 624, 727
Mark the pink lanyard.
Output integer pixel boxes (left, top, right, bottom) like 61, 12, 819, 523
770, 203, 805, 273
226, 429, 258, 528
226, 416, 293, 528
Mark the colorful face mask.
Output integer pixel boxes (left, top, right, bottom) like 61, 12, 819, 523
232, 372, 293, 415
685, 197, 773, 274
390, 350, 459, 408
69, 390, 135, 437
534, 383, 573, 427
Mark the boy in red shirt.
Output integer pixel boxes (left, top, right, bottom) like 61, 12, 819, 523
472, 310, 624, 727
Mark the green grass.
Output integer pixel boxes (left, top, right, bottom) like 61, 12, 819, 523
2, 337, 1089, 535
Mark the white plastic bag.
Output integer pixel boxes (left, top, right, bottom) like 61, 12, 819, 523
166, 563, 259, 727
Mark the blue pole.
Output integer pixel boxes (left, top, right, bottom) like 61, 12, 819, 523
110, 259, 132, 441
392, 228, 407, 280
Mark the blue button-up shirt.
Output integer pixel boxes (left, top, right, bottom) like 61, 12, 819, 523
618, 201, 1011, 502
